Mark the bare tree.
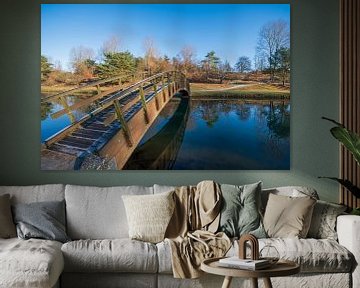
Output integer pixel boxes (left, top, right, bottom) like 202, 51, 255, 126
143, 38, 158, 75
100, 36, 120, 55
179, 46, 196, 76
235, 56, 252, 73
256, 20, 290, 81
69, 46, 95, 82
254, 52, 267, 72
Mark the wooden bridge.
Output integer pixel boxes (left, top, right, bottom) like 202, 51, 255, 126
41, 71, 190, 170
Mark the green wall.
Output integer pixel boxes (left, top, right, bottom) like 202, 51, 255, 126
0, 0, 340, 202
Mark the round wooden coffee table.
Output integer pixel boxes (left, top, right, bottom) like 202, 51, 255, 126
201, 257, 300, 288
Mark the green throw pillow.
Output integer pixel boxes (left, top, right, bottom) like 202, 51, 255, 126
218, 182, 266, 238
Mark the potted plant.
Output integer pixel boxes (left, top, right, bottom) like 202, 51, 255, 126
320, 117, 360, 215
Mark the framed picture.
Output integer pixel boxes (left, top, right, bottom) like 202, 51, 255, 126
41, 4, 290, 170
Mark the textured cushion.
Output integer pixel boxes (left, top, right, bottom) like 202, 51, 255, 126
0, 184, 65, 204
0, 194, 16, 238
0, 238, 64, 288
218, 182, 266, 238
158, 238, 353, 274
226, 238, 354, 273
263, 194, 316, 238
308, 200, 347, 240
261, 186, 319, 213
12, 200, 70, 243
61, 239, 158, 273
65, 185, 153, 239
122, 191, 175, 243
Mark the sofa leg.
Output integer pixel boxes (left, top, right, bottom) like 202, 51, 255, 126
221, 276, 232, 288
263, 277, 273, 288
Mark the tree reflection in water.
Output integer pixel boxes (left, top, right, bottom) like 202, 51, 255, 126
257, 101, 290, 161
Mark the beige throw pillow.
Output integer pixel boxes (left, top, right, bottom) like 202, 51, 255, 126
0, 194, 16, 238
122, 191, 175, 243
263, 193, 316, 238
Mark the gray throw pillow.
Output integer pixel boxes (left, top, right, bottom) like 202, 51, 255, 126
12, 200, 70, 243
218, 182, 266, 238
307, 200, 347, 240
0, 194, 16, 238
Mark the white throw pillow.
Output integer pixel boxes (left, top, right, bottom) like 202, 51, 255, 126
122, 191, 175, 243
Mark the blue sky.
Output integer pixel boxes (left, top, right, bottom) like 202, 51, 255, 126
41, 4, 290, 71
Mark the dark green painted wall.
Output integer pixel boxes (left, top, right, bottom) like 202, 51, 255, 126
0, 0, 340, 202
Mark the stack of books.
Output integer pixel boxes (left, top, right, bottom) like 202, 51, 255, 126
218, 257, 271, 270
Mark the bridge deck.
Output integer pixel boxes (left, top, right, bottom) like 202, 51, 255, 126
43, 85, 163, 160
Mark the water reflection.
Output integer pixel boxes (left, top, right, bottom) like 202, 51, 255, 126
125, 98, 290, 170
125, 97, 190, 170
40, 95, 98, 142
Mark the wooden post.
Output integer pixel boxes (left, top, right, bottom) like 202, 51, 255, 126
167, 74, 172, 98
58, 96, 75, 123
139, 85, 149, 124
153, 83, 160, 110
161, 76, 167, 102
118, 77, 122, 87
96, 84, 101, 95
114, 100, 133, 147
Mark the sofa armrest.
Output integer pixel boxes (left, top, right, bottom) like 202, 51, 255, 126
337, 215, 360, 288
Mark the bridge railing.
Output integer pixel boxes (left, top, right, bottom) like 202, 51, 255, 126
43, 70, 187, 146
41, 71, 148, 121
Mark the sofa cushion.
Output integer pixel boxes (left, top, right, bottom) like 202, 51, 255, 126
234, 238, 353, 273
157, 238, 353, 274
61, 273, 157, 288
61, 239, 158, 273
65, 185, 153, 239
153, 184, 176, 194
0, 238, 63, 288
0, 194, 16, 238
0, 184, 65, 204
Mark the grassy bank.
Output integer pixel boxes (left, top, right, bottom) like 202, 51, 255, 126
190, 82, 290, 99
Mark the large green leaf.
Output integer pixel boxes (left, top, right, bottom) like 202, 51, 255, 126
322, 117, 360, 165
318, 177, 360, 198
330, 127, 360, 165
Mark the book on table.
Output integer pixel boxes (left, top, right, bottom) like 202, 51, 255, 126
218, 257, 271, 270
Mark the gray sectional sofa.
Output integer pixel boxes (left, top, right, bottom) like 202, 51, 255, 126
0, 184, 359, 288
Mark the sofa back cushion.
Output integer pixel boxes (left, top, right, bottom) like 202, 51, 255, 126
0, 195, 17, 238
0, 184, 65, 204
65, 185, 153, 239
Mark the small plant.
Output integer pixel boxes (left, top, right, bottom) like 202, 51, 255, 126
319, 117, 360, 205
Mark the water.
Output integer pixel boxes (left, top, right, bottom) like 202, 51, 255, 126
40, 96, 92, 142
126, 98, 290, 170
